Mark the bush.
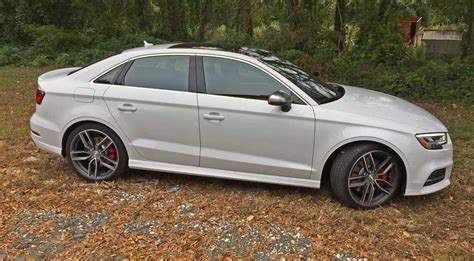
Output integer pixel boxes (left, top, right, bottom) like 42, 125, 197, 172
31, 54, 51, 67
0, 45, 22, 66
326, 58, 473, 105
25, 25, 92, 56
0, 32, 167, 67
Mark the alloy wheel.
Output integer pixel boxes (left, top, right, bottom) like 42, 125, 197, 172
69, 129, 119, 179
347, 150, 399, 207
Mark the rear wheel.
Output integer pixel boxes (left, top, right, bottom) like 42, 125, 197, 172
66, 123, 127, 181
330, 143, 401, 209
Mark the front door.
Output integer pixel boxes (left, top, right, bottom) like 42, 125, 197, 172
101, 55, 200, 166
197, 56, 315, 178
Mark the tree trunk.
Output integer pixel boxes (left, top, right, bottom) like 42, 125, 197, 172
378, 0, 388, 19
240, 0, 252, 39
197, 0, 210, 41
136, 0, 149, 32
469, 0, 474, 61
288, 0, 300, 31
334, 0, 345, 52
167, 0, 188, 41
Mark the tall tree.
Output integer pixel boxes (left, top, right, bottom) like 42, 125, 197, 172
197, 0, 210, 41
287, 0, 301, 31
239, 0, 252, 39
230, 0, 252, 41
470, 0, 474, 61
156, 0, 189, 41
334, 0, 345, 52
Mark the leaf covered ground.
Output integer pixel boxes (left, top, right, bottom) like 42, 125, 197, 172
0, 67, 472, 259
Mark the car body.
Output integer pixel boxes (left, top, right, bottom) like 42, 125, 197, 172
30, 43, 453, 208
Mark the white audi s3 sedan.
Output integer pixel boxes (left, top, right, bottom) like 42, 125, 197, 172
30, 43, 453, 209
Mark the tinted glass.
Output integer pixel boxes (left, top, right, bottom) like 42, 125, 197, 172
94, 64, 125, 84
237, 47, 338, 104
263, 59, 337, 104
124, 56, 189, 91
203, 57, 287, 99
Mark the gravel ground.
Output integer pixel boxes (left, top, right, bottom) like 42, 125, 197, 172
1, 175, 316, 259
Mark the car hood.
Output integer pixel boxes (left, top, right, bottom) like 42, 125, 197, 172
319, 85, 447, 133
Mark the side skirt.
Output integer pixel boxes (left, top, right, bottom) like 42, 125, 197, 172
129, 160, 320, 189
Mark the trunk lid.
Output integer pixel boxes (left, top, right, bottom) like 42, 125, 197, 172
38, 67, 81, 84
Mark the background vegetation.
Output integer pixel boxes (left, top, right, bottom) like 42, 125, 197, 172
0, 0, 473, 104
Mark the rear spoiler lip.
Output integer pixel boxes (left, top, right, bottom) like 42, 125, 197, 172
38, 67, 81, 85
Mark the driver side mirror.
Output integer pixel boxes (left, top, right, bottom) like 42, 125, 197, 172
268, 90, 292, 112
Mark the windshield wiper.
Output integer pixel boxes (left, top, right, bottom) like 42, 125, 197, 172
319, 84, 345, 104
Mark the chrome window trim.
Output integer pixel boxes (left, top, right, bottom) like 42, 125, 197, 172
89, 53, 195, 84
89, 51, 313, 106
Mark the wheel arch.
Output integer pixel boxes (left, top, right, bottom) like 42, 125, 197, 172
61, 118, 129, 157
320, 139, 408, 195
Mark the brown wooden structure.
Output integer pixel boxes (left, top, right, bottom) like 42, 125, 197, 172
397, 16, 423, 46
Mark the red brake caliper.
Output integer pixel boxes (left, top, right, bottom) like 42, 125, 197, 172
107, 145, 117, 161
383, 172, 390, 181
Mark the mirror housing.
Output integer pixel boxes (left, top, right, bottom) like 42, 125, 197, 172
268, 90, 292, 112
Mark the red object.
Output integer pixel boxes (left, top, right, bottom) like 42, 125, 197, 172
397, 16, 422, 46
35, 89, 45, 104
107, 145, 117, 161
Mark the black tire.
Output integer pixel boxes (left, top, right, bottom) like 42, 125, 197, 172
329, 143, 401, 209
65, 123, 128, 181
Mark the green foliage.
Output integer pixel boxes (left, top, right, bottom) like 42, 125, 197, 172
0, 46, 22, 66
326, 59, 474, 104
0, 0, 472, 105
0, 31, 166, 67
26, 25, 92, 55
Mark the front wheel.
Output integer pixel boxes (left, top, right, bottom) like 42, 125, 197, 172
65, 123, 128, 181
330, 143, 402, 209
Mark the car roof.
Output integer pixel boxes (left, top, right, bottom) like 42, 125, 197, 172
169, 42, 243, 52
122, 42, 277, 61
121, 43, 178, 53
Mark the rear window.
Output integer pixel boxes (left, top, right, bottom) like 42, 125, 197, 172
123, 56, 189, 92
94, 64, 125, 84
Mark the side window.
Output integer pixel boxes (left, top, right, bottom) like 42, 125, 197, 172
94, 64, 125, 84
123, 56, 189, 92
202, 57, 288, 99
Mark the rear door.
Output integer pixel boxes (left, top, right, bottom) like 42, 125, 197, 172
196, 56, 315, 178
100, 55, 201, 166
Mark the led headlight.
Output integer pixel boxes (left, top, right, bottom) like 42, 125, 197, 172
416, 133, 447, 150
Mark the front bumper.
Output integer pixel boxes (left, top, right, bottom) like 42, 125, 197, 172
404, 138, 453, 196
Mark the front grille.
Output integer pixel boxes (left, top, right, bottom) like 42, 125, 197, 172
424, 168, 446, 186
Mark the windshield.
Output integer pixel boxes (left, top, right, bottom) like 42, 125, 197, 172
238, 47, 339, 104
263, 59, 338, 104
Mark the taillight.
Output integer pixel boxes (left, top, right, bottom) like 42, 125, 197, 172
36, 89, 45, 104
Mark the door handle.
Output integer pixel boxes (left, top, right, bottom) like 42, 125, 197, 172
117, 104, 137, 112
203, 112, 225, 121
